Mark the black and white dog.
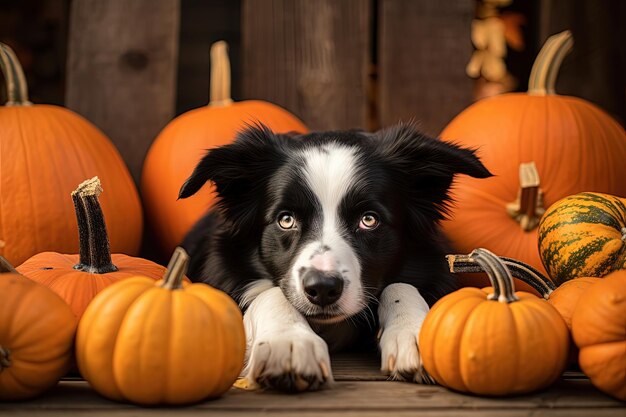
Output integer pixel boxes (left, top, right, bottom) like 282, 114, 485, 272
179, 123, 491, 392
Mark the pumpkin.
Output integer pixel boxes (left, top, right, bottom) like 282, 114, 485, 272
440, 30, 626, 279
546, 277, 600, 330
421, 248, 569, 396
0, 43, 142, 265
141, 41, 308, 257
0, 262, 76, 400
17, 177, 167, 320
538, 192, 626, 285
75, 247, 245, 405
572, 270, 626, 401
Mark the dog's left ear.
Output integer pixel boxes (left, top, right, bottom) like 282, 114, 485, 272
375, 123, 492, 221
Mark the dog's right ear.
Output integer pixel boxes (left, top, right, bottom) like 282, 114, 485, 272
179, 124, 288, 228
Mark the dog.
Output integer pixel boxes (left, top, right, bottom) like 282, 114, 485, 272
179, 123, 491, 392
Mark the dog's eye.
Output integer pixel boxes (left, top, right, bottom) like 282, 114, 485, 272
359, 212, 379, 230
278, 212, 296, 230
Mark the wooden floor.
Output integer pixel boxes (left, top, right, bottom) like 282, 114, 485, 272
2, 354, 624, 416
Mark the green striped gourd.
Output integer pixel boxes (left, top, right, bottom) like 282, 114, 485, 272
538, 192, 626, 285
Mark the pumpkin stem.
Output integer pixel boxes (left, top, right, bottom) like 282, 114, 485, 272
209, 41, 233, 107
0, 43, 32, 106
71, 177, 118, 274
446, 253, 554, 299
506, 162, 545, 231
0, 256, 18, 274
467, 248, 520, 303
161, 247, 189, 290
528, 30, 573, 96
0, 346, 11, 370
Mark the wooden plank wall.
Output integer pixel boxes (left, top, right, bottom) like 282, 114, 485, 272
241, 0, 372, 130
65, 0, 180, 183
379, 0, 475, 136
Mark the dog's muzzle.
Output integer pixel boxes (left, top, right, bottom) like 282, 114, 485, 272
301, 268, 344, 306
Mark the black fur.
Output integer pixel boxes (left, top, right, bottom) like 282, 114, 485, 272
180, 123, 491, 351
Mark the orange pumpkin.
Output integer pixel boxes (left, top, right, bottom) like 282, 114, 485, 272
17, 178, 167, 320
76, 248, 245, 405
440, 31, 626, 278
547, 277, 600, 330
141, 41, 308, 256
421, 248, 569, 396
572, 270, 626, 401
0, 264, 76, 400
0, 43, 142, 265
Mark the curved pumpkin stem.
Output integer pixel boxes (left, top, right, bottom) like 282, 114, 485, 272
161, 247, 189, 290
446, 253, 554, 299
467, 248, 520, 303
0, 346, 11, 370
528, 30, 573, 96
72, 177, 118, 274
506, 162, 545, 231
209, 41, 233, 107
0, 43, 32, 106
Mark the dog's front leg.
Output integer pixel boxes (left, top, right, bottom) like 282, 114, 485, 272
241, 284, 333, 392
378, 283, 434, 383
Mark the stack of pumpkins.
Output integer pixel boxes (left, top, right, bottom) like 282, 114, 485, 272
420, 31, 626, 401
0, 41, 306, 404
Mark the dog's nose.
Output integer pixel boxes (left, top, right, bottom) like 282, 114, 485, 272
302, 269, 344, 306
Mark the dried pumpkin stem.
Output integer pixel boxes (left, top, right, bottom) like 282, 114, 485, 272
468, 248, 520, 303
506, 162, 545, 231
0, 43, 32, 106
72, 177, 118, 274
0, 256, 17, 274
0, 346, 11, 370
528, 30, 573, 96
446, 253, 555, 299
161, 247, 189, 290
209, 41, 233, 106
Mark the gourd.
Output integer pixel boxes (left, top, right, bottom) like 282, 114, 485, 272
0, 262, 76, 400
75, 248, 245, 405
421, 248, 569, 396
142, 41, 307, 256
17, 178, 166, 319
0, 43, 142, 265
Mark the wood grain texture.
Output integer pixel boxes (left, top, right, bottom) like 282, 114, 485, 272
379, 0, 474, 136
65, 0, 180, 182
242, 0, 371, 130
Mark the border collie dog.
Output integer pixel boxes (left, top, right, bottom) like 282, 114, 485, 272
179, 123, 491, 392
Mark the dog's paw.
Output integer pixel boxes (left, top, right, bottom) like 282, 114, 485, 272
379, 326, 435, 384
244, 329, 333, 392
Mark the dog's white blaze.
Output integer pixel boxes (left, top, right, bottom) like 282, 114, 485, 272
292, 143, 363, 316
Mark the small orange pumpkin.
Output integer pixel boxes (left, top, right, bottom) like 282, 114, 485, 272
441, 31, 626, 277
0, 43, 142, 265
141, 41, 308, 257
572, 270, 626, 401
76, 248, 245, 405
17, 178, 167, 319
421, 248, 569, 396
0, 264, 76, 400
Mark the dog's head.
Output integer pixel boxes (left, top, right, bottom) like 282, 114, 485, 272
180, 123, 491, 323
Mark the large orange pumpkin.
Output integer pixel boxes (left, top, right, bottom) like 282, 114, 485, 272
0, 265, 76, 400
75, 248, 245, 405
421, 248, 569, 396
142, 41, 308, 256
17, 178, 167, 320
0, 43, 142, 265
440, 30, 626, 278
572, 270, 626, 401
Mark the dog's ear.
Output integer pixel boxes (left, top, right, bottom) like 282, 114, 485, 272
374, 123, 492, 223
179, 124, 287, 229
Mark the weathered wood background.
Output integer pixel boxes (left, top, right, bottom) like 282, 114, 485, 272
59, 0, 625, 183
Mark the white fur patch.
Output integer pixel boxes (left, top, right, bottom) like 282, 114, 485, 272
378, 283, 434, 384
241, 286, 333, 391
290, 144, 363, 317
